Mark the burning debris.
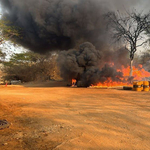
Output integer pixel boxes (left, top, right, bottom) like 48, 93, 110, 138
72, 79, 77, 87
58, 42, 103, 87
58, 42, 150, 87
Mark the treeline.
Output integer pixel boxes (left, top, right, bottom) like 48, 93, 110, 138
1, 49, 150, 83
1, 51, 61, 82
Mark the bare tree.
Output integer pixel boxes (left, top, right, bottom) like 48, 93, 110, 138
106, 10, 150, 76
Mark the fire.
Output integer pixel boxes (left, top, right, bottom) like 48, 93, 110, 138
72, 79, 77, 87
92, 78, 130, 87
91, 64, 150, 87
119, 65, 150, 80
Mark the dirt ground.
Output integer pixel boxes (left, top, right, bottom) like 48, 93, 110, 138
0, 81, 150, 150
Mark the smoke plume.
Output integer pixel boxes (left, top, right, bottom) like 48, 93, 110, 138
57, 42, 129, 87
1, 0, 147, 52
0, 0, 108, 52
1, 0, 149, 86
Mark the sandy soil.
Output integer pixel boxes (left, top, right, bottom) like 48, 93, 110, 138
0, 81, 150, 150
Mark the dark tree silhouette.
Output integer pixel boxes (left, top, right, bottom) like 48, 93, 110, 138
106, 10, 150, 76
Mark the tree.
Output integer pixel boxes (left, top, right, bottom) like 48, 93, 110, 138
106, 10, 150, 76
0, 49, 6, 63
3, 51, 60, 82
0, 18, 21, 45
0, 18, 21, 77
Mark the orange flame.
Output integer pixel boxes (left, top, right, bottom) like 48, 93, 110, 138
72, 79, 77, 86
91, 64, 150, 87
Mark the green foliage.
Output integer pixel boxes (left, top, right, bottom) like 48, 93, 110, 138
0, 50, 6, 58
3, 52, 42, 66
0, 49, 6, 63
2, 51, 60, 82
10, 52, 36, 63
0, 18, 21, 44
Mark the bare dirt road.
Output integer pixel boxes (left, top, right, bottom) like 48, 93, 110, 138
0, 81, 150, 150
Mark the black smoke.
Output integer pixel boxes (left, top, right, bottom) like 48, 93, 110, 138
1, 0, 147, 53
0, 0, 110, 52
57, 42, 127, 87
1, 0, 149, 86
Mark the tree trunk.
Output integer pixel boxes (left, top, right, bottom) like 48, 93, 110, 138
129, 59, 133, 77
